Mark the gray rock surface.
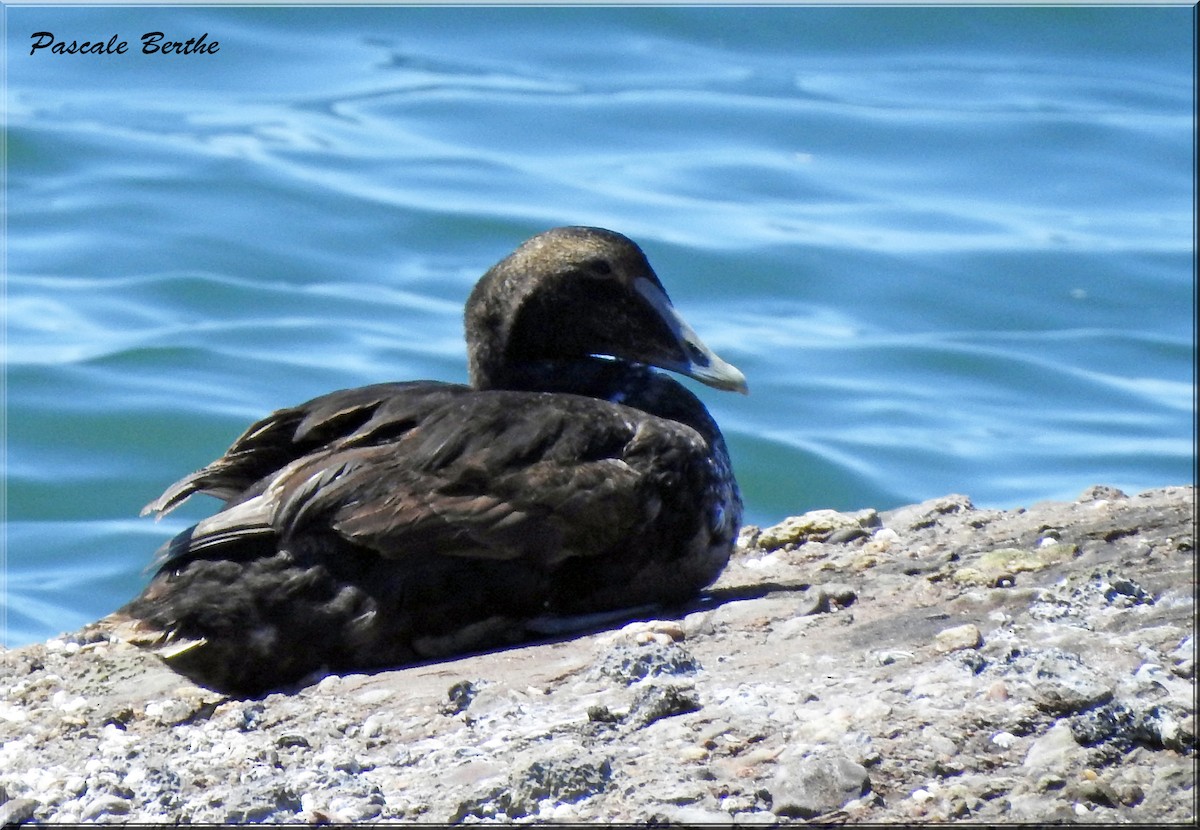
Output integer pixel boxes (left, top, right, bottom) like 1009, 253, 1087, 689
1, 484, 1194, 823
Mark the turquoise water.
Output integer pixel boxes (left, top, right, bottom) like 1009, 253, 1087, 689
3, 5, 1194, 647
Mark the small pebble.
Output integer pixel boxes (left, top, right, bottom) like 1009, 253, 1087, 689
361, 713, 385, 738
550, 802, 577, 820
81, 794, 131, 820
876, 650, 914, 666
1078, 778, 1120, 808
1120, 783, 1146, 806
50, 690, 88, 713
990, 731, 1018, 749
742, 553, 780, 571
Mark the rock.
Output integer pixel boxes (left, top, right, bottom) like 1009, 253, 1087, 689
952, 544, 1078, 587
505, 755, 613, 818
588, 640, 700, 685
0, 485, 1192, 824
628, 683, 702, 728
770, 753, 871, 819
933, 623, 982, 653
1078, 485, 1128, 502
452, 752, 614, 821
80, 794, 132, 820
1029, 650, 1114, 716
1074, 777, 1122, 808
826, 525, 870, 544
441, 679, 478, 715
775, 583, 856, 620
884, 494, 974, 531
1100, 574, 1155, 606
819, 582, 858, 609
1168, 635, 1194, 679
1024, 724, 1081, 770
757, 508, 879, 550
663, 804, 734, 823
0, 798, 39, 828
1069, 701, 1195, 754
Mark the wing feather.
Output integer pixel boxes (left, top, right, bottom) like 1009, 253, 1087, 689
154, 388, 711, 577
141, 381, 466, 517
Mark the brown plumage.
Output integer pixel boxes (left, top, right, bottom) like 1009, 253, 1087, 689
110, 226, 747, 696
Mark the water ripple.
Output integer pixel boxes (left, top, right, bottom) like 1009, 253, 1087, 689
4, 4, 1192, 647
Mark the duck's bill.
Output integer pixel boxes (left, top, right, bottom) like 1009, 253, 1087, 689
633, 277, 749, 395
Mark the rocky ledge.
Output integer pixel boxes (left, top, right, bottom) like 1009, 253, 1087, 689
1, 485, 1195, 825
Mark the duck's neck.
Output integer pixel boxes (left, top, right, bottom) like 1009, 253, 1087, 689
481, 357, 724, 447
480, 357, 636, 397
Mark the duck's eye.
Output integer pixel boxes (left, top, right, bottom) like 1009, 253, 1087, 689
583, 259, 613, 276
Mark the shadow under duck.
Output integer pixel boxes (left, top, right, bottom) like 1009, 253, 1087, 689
112, 226, 747, 697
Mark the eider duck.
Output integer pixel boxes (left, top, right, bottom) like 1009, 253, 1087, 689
112, 226, 747, 696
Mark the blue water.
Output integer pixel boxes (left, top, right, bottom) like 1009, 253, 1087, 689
3, 5, 1194, 647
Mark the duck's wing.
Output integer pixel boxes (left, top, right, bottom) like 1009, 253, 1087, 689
141, 381, 469, 518
154, 390, 709, 574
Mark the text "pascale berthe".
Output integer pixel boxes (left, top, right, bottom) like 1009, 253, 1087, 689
29, 32, 219, 56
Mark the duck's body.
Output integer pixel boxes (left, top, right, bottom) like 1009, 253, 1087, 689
115, 227, 746, 696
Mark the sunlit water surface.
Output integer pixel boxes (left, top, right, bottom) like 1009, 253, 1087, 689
4, 5, 1194, 645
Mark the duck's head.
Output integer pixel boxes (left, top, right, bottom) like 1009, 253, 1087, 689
465, 226, 748, 395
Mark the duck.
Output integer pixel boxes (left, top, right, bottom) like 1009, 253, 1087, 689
109, 226, 747, 697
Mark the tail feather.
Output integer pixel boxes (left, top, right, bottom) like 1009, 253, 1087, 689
101, 611, 209, 662
150, 495, 276, 575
